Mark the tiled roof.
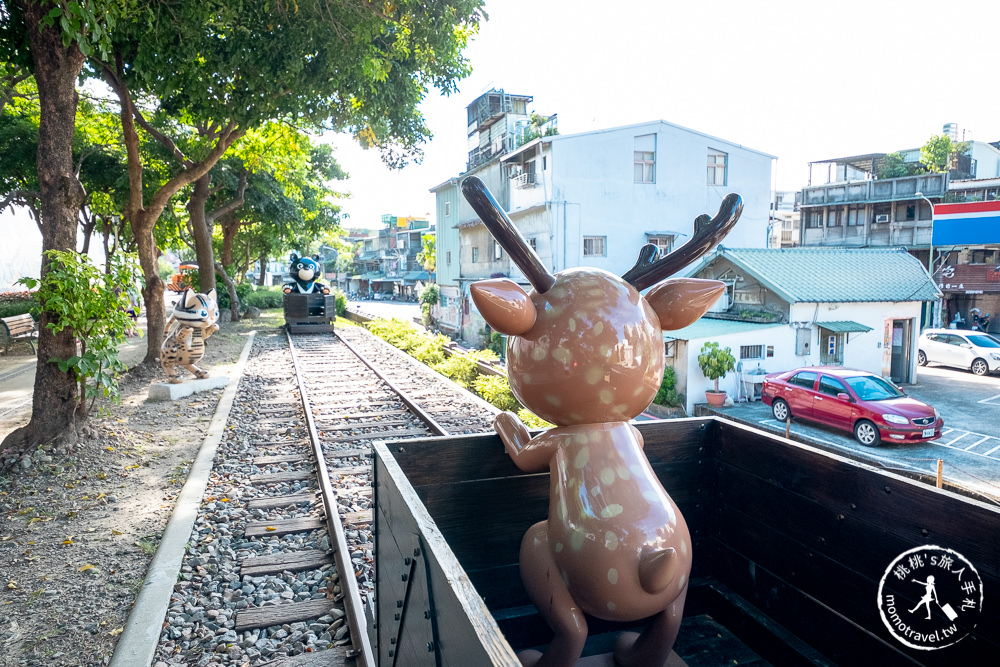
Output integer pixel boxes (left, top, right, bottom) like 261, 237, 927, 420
663, 318, 783, 341
702, 247, 941, 303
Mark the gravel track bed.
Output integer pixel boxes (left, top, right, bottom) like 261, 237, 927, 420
152, 325, 500, 667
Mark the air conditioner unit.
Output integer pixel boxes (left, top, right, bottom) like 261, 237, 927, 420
875, 214, 890, 223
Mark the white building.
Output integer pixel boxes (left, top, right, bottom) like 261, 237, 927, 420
670, 246, 941, 415
433, 116, 774, 342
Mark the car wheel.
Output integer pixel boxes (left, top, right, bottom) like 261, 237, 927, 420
854, 420, 881, 446
917, 350, 927, 366
771, 398, 790, 422
971, 358, 989, 376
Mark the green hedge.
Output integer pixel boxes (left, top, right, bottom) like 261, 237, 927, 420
364, 317, 552, 427
0, 292, 39, 319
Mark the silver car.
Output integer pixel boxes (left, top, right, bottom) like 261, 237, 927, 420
917, 328, 1000, 376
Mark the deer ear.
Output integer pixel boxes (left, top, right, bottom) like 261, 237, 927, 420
470, 279, 536, 335
645, 278, 726, 331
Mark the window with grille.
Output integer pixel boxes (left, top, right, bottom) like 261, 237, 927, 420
446, 250, 452, 265
583, 236, 607, 257
740, 344, 764, 359
634, 134, 656, 184
648, 236, 673, 256
707, 149, 727, 186
445, 202, 451, 217
528, 238, 537, 251
471, 247, 479, 263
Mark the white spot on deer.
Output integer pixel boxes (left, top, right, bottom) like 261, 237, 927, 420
592, 321, 604, 336
546, 395, 561, 406
585, 367, 603, 385
573, 432, 589, 445
601, 504, 623, 519
599, 345, 611, 357
573, 447, 590, 469
607, 568, 618, 585
607, 601, 616, 612
531, 347, 547, 361
600, 468, 615, 485
555, 542, 563, 553
552, 347, 572, 364
568, 318, 576, 332
616, 465, 631, 481
599, 389, 614, 404
604, 531, 619, 551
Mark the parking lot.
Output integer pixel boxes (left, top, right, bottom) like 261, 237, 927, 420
706, 363, 1000, 502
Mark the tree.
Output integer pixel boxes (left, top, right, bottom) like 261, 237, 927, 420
876, 152, 917, 179
0, 0, 127, 457
921, 134, 970, 173
418, 233, 436, 272
99, 0, 484, 365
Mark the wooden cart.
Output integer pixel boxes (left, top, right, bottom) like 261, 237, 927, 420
283, 292, 335, 334
373, 417, 1000, 666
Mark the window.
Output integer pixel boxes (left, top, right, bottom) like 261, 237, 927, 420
818, 375, 848, 397
664, 341, 675, 358
971, 249, 996, 264
827, 208, 842, 227
542, 156, 548, 170
583, 236, 607, 257
445, 202, 451, 217
493, 240, 502, 260
806, 209, 824, 229
648, 235, 673, 256
707, 149, 727, 186
740, 345, 764, 359
634, 134, 656, 184
446, 250, 452, 265
789, 371, 817, 389
471, 247, 479, 263
528, 238, 537, 251
847, 205, 865, 227
904, 205, 916, 221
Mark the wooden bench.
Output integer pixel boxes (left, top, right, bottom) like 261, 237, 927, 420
0, 313, 38, 355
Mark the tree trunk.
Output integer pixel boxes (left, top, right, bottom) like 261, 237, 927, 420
188, 172, 217, 295
215, 262, 240, 322
258, 257, 267, 286
1, 2, 86, 460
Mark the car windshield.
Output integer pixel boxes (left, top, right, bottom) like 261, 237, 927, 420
844, 375, 905, 401
967, 334, 1000, 349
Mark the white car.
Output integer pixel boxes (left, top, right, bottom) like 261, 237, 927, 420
917, 328, 1000, 376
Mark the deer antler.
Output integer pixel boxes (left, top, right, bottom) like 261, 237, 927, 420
622, 193, 743, 291
461, 176, 556, 294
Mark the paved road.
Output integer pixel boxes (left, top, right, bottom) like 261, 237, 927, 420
711, 364, 1000, 502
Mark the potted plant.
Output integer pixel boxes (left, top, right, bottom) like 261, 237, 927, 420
698, 341, 735, 407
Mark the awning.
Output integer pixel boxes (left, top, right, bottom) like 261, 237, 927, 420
816, 321, 873, 333
403, 271, 430, 281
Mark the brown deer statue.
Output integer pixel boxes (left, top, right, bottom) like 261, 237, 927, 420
462, 176, 742, 667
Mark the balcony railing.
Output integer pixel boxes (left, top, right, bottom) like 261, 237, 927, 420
512, 172, 540, 189
801, 173, 948, 207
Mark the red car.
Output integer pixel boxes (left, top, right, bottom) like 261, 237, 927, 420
761, 366, 943, 446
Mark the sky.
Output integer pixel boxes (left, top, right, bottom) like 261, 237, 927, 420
327, 0, 1000, 231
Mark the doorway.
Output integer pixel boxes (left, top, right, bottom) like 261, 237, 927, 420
889, 319, 912, 383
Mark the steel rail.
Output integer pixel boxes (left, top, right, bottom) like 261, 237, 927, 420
333, 331, 452, 437
285, 330, 375, 667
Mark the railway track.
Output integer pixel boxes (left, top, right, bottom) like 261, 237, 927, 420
154, 326, 498, 666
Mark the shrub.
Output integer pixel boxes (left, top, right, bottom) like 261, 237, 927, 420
419, 283, 439, 306
0, 291, 39, 318
243, 287, 284, 309
518, 409, 554, 429
334, 290, 347, 316
653, 366, 684, 407
473, 375, 519, 412
217, 282, 256, 310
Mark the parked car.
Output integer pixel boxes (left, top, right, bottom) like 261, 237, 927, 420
761, 366, 942, 446
917, 328, 1000, 376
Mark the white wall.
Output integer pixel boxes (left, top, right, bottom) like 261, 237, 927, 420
506, 121, 773, 277
679, 300, 925, 414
